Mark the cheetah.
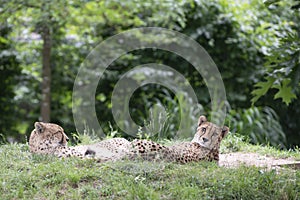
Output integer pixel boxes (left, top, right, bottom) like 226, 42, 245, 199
29, 122, 91, 158
126, 115, 229, 163
29, 116, 229, 163
29, 122, 130, 161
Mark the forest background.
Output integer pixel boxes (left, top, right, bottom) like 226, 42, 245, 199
0, 0, 299, 149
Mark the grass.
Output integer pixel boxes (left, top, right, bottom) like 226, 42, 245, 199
0, 135, 299, 199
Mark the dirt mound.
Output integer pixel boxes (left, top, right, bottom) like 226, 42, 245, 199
219, 152, 300, 170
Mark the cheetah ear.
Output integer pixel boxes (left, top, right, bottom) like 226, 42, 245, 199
34, 122, 45, 134
198, 115, 207, 126
221, 126, 229, 138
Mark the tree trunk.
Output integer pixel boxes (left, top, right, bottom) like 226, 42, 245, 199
41, 25, 51, 122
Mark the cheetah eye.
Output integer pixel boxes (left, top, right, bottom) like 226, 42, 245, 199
201, 127, 206, 133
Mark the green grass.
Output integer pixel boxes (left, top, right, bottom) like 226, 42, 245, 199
0, 136, 299, 200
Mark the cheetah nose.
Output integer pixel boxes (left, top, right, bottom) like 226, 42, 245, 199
202, 137, 209, 143
66, 137, 69, 142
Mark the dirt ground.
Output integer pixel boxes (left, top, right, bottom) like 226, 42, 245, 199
219, 152, 300, 170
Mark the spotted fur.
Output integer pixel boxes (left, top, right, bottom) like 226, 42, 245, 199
126, 116, 229, 163
29, 116, 229, 163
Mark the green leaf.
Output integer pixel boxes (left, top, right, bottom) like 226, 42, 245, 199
272, 79, 297, 105
0, 36, 8, 44
263, 0, 280, 7
251, 77, 276, 105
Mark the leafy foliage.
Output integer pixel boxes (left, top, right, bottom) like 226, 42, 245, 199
252, 32, 300, 105
0, 24, 21, 142
0, 0, 300, 148
228, 106, 287, 148
252, 1, 300, 105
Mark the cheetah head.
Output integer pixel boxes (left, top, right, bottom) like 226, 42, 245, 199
29, 122, 69, 153
191, 116, 229, 150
